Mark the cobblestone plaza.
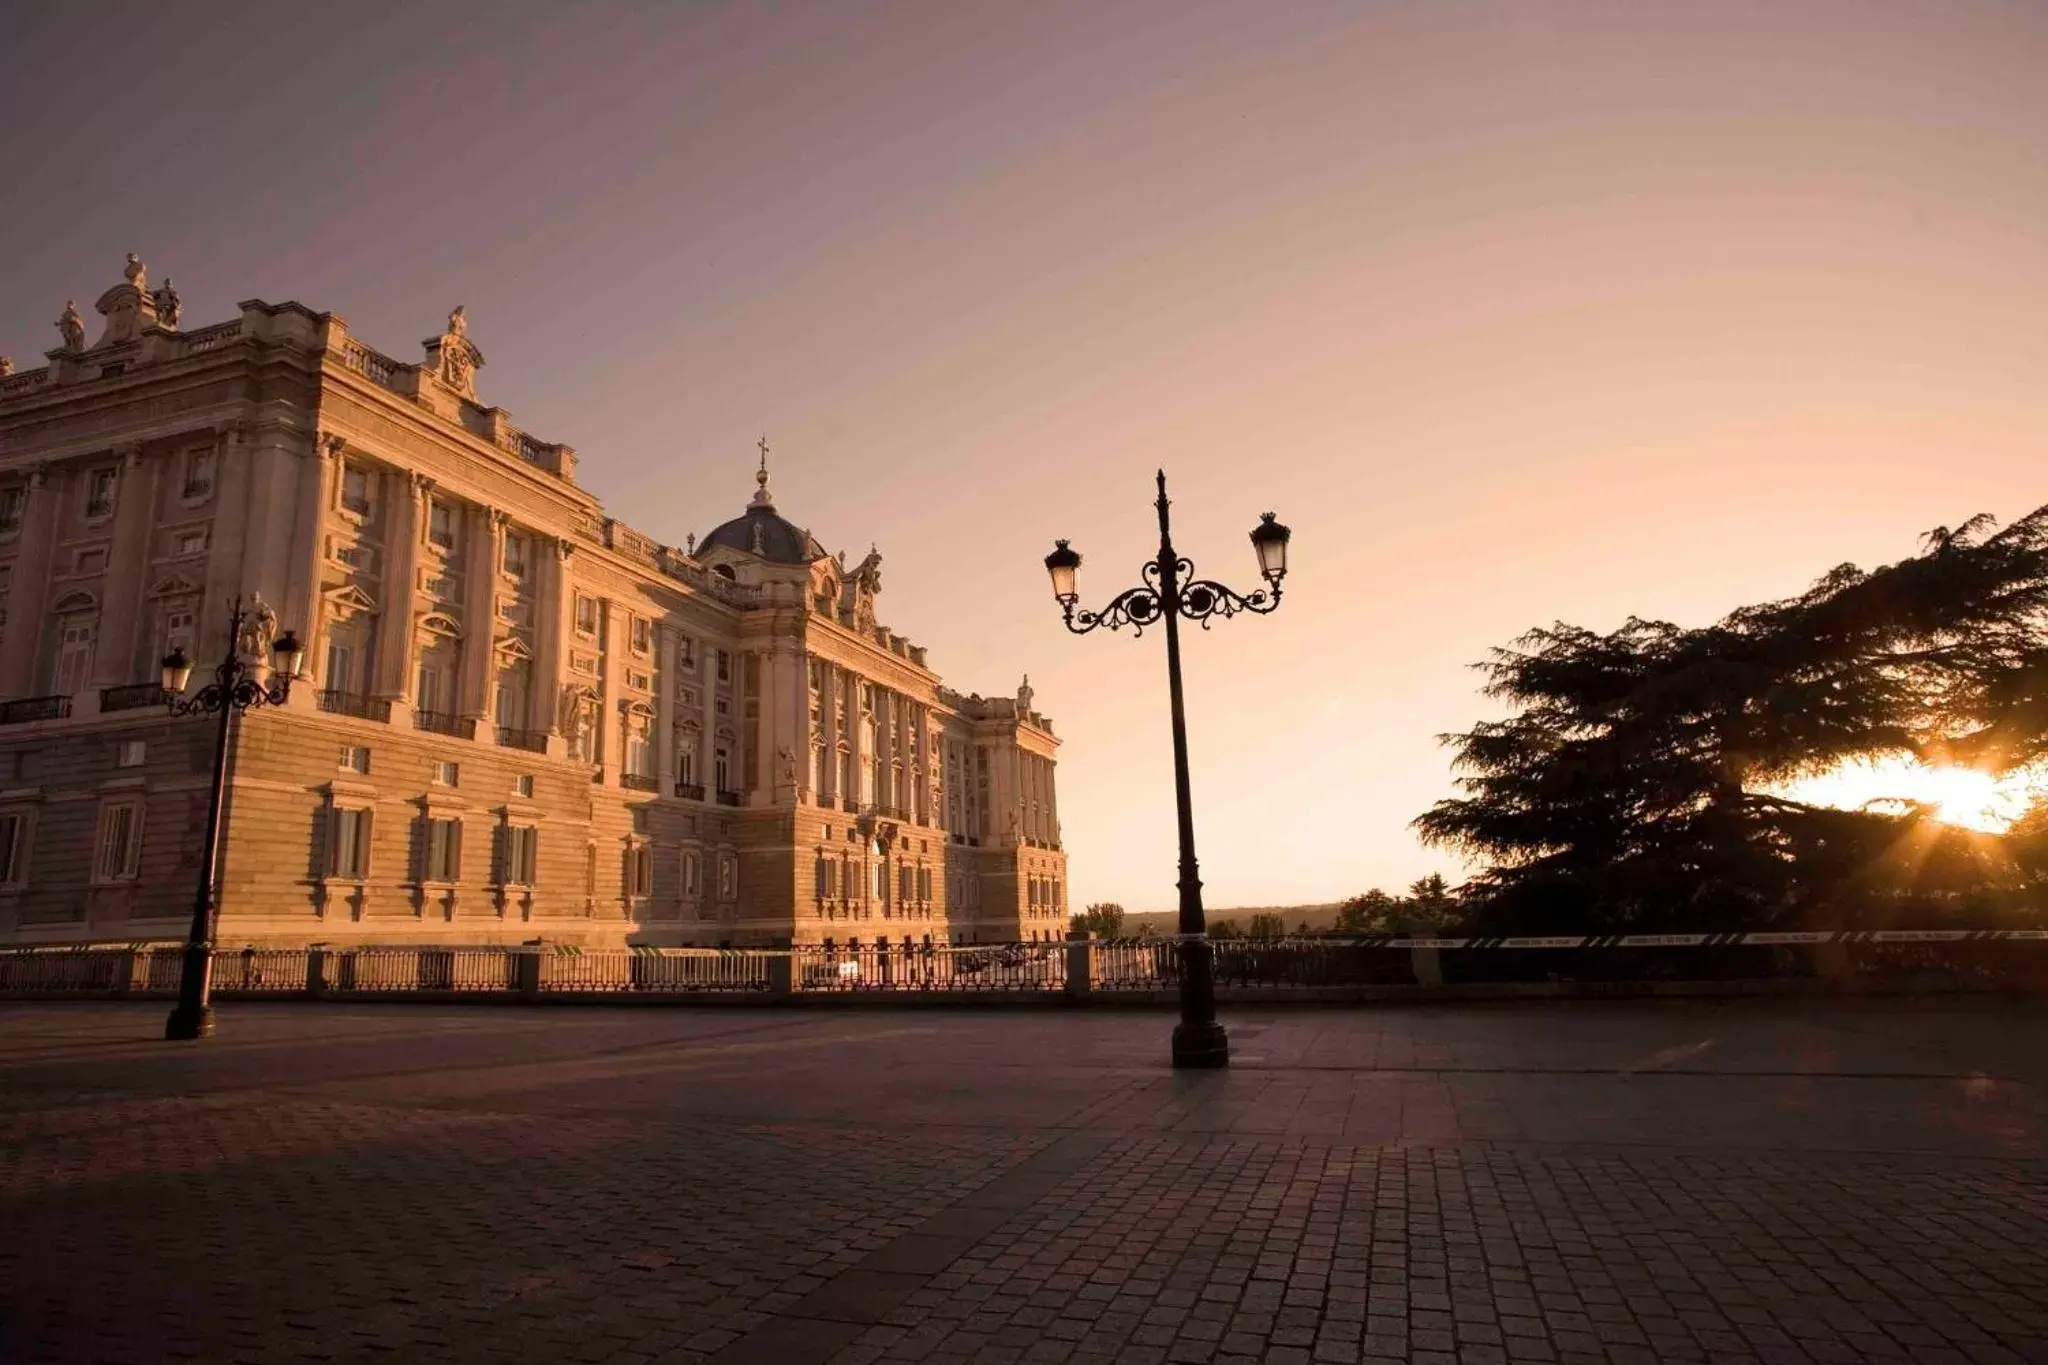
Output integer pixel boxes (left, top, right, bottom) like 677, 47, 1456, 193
3, 999, 2045, 1364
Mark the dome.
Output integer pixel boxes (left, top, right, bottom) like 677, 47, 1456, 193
698, 452, 825, 565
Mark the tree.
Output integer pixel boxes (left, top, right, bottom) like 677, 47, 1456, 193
1335, 888, 1402, 933
1070, 902, 1126, 940
1248, 912, 1287, 939
1406, 875, 1455, 925
1209, 918, 1244, 939
1416, 508, 2048, 932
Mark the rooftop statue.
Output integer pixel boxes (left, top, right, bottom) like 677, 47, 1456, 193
56, 301, 85, 352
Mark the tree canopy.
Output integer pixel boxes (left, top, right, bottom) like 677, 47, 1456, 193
1070, 902, 1126, 940
1416, 508, 2048, 932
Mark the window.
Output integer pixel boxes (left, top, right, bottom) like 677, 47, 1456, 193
683, 851, 702, 897
424, 573, 458, 601
814, 854, 832, 899
625, 713, 653, 778
75, 549, 107, 575
0, 486, 23, 536
340, 745, 370, 775
341, 466, 370, 514
181, 449, 215, 500
330, 808, 372, 878
899, 865, 913, 902
513, 774, 533, 799
678, 636, 695, 668
718, 854, 737, 901
156, 604, 195, 668
874, 859, 888, 902
94, 801, 141, 882
85, 468, 116, 519
502, 532, 528, 578
713, 747, 730, 794
574, 595, 598, 635
503, 825, 537, 885
631, 805, 652, 835
416, 659, 448, 715
433, 760, 459, 787
424, 817, 462, 882
0, 811, 30, 884
716, 650, 729, 682
176, 531, 208, 557
117, 740, 146, 769
630, 616, 650, 655
919, 866, 932, 902
676, 745, 695, 788
54, 613, 97, 695
325, 640, 357, 694
626, 844, 653, 899
427, 499, 456, 550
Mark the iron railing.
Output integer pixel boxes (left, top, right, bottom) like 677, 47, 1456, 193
318, 691, 392, 722
620, 772, 660, 792
496, 727, 549, 753
414, 710, 476, 739
100, 683, 170, 713
716, 790, 742, 807
675, 782, 706, 800
0, 695, 72, 725
5, 933, 2048, 1003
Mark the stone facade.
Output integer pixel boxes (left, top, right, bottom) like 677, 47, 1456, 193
0, 259, 1067, 948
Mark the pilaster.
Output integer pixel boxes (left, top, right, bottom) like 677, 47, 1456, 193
92, 444, 156, 687
0, 467, 56, 696
656, 626, 677, 792
290, 434, 343, 677
539, 538, 574, 754
374, 470, 428, 716
461, 508, 502, 723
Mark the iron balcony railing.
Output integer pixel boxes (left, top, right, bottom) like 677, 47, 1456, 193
100, 683, 171, 713
496, 727, 549, 753
413, 710, 476, 740
675, 781, 706, 800
716, 789, 742, 806
0, 695, 72, 725
620, 772, 660, 792
317, 691, 392, 723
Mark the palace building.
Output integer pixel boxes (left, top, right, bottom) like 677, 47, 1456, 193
0, 257, 1067, 948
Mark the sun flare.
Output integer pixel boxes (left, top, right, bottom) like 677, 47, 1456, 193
1774, 757, 2035, 834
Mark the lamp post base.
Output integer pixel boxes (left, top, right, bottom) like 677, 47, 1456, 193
164, 1003, 215, 1041
1171, 1019, 1229, 1069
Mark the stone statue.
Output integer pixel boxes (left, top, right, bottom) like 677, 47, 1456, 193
778, 746, 797, 786
447, 305, 467, 338
557, 684, 588, 741
685, 532, 697, 555
854, 545, 883, 594
151, 278, 181, 329
0, 357, 12, 377
123, 253, 147, 289
238, 594, 279, 660
56, 301, 85, 351
1017, 674, 1034, 713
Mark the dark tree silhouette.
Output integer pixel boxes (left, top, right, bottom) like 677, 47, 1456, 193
1416, 509, 2048, 932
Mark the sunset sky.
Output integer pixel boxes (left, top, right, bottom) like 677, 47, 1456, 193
5, 2, 2048, 911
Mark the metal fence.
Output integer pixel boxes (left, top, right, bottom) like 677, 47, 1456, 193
5, 932, 2048, 1002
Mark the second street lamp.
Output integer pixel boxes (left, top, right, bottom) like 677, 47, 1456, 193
1044, 470, 1290, 1069
161, 597, 304, 1042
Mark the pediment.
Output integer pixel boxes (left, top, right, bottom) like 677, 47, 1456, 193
149, 574, 202, 599
494, 634, 534, 660
419, 611, 462, 639
321, 582, 379, 616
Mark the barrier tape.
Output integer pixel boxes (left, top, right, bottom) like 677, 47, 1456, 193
1125, 929, 2048, 949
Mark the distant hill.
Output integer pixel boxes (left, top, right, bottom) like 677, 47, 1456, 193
1119, 903, 1343, 935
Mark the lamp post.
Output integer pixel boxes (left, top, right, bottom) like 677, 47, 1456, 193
159, 598, 305, 1041
1043, 471, 1289, 1068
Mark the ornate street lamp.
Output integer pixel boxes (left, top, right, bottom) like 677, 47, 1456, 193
1043, 471, 1289, 1068
160, 598, 304, 1041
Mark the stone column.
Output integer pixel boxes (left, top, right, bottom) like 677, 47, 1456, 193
0, 467, 57, 696
1048, 755, 1060, 846
700, 648, 718, 791
374, 471, 428, 710
92, 444, 157, 688
461, 508, 502, 725
848, 671, 867, 808
595, 599, 619, 782
289, 435, 344, 694
656, 626, 677, 792
751, 648, 773, 800
817, 660, 837, 804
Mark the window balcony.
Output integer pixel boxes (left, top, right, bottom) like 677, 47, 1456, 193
620, 772, 660, 792
814, 791, 833, 808
716, 789, 742, 807
841, 797, 858, 813
413, 710, 476, 740
675, 782, 706, 801
495, 727, 549, 753
317, 691, 392, 723
100, 683, 170, 713
0, 695, 72, 725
